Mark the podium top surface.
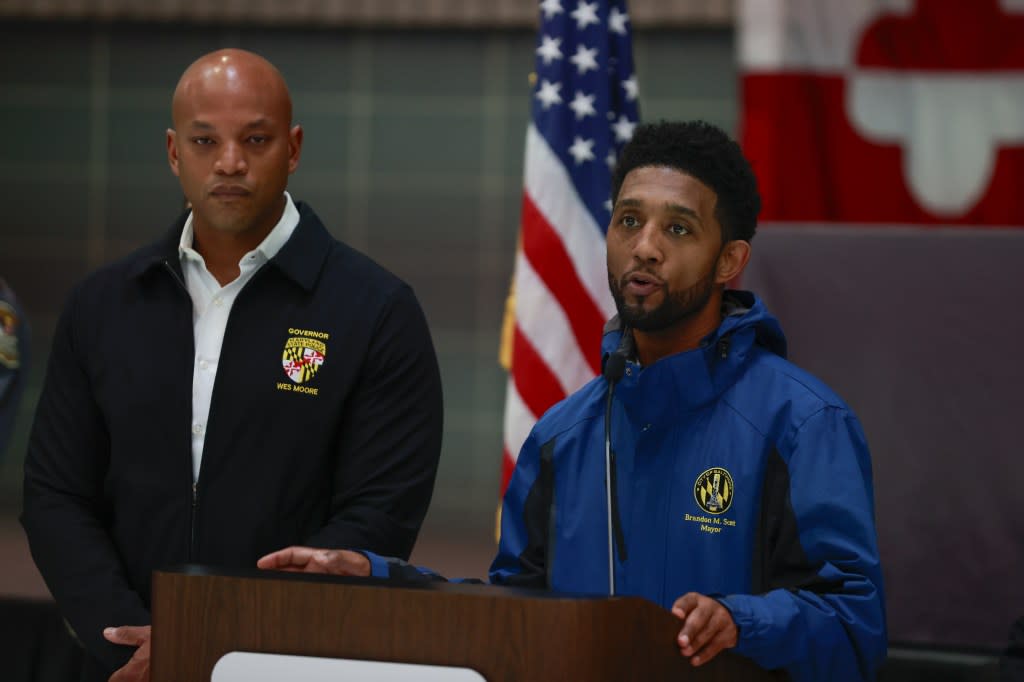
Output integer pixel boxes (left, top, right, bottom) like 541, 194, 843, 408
157, 563, 631, 604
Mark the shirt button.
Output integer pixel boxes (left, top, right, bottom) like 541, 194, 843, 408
199, 360, 209, 370
213, 297, 223, 307
192, 423, 204, 435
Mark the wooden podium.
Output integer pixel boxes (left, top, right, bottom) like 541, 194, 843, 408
151, 565, 783, 681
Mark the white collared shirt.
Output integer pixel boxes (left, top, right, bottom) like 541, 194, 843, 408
179, 192, 300, 482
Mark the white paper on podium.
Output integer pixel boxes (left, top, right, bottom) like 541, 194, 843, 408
211, 651, 488, 682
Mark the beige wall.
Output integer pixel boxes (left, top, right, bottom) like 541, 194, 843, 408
0, 0, 731, 27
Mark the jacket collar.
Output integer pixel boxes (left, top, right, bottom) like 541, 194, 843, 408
266, 201, 331, 292
128, 200, 331, 293
604, 291, 786, 423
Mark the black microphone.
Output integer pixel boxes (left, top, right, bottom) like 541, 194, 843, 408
602, 329, 632, 595
602, 325, 633, 382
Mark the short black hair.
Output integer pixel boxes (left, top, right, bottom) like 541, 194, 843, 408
611, 120, 761, 242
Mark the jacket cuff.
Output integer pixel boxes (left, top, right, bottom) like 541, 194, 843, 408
356, 550, 393, 579
716, 594, 775, 660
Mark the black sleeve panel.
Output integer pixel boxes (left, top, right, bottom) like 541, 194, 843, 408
752, 447, 844, 596
503, 436, 556, 589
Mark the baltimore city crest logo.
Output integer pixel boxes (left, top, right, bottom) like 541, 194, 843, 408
281, 330, 328, 385
694, 467, 734, 515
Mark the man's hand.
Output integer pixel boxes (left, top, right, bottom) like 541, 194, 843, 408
256, 546, 371, 576
671, 593, 738, 667
104, 625, 150, 682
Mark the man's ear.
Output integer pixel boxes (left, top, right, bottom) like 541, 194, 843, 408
715, 240, 751, 285
167, 129, 180, 177
288, 124, 303, 174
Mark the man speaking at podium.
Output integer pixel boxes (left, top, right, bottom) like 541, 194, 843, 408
21, 49, 443, 682
264, 121, 886, 681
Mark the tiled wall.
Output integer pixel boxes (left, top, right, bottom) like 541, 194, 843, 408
0, 20, 736, 533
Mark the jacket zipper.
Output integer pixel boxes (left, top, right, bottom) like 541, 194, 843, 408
190, 482, 198, 561
163, 260, 200, 562
163, 258, 271, 562
162, 259, 188, 293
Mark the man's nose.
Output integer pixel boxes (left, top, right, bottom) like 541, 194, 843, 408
632, 224, 662, 263
214, 142, 248, 175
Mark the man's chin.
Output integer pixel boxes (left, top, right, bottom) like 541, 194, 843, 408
618, 306, 657, 330
196, 211, 252, 235
619, 302, 696, 333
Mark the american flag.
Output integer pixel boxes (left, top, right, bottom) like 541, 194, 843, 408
500, 0, 640, 493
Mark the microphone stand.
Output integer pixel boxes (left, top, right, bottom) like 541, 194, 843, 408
602, 329, 630, 596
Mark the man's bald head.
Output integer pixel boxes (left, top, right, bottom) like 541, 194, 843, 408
172, 49, 293, 129
166, 48, 303, 248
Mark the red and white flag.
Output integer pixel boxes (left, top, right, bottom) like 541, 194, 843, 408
737, 0, 1024, 650
739, 0, 1024, 226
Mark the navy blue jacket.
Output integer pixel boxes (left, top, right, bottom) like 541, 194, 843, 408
21, 203, 443, 676
489, 291, 885, 680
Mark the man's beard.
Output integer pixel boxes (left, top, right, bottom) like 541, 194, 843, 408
608, 266, 717, 333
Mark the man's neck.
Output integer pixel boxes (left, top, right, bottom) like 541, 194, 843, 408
192, 199, 284, 286
192, 229, 266, 286
632, 291, 725, 366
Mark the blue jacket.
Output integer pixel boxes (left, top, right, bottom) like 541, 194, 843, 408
491, 291, 886, 681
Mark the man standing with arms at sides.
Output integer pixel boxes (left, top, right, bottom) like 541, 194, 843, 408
262, 121, 886, 681
22, 49, 443, 682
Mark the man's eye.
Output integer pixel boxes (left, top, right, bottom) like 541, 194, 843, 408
192, 137, 214, 146
669, 224, 690, 236
248, 136, 267, 144
621, 215, 640, 228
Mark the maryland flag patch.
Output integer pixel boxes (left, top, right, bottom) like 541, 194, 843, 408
694, 467, 734, 515
0, 301, 21, 370
282, 336, 326, 384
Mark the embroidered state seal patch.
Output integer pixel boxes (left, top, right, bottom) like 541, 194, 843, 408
282, 336, 326, 384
